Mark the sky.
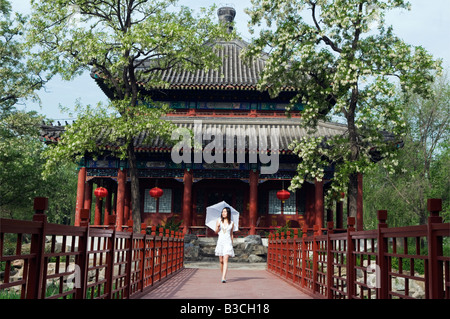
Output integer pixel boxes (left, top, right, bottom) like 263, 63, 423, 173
11, 0, 450, 121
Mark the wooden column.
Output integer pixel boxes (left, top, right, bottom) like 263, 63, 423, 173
124, 183, 131, 223
314, 178, 324, 234
103, 187, 112, 226
94, 196, 103, 226
116, 169, 127, 231
83, 182, 92, 213
356, 173, 364, 231
249, 170, 259, 235
75, 167, 86, 226
182, 169, 193, 235
336, 199, 344, 230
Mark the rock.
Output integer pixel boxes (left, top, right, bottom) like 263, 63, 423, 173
12, 259, 24, 269
392, 277, 405, 291
184, 243, 200, 261
244, 235, 262, 245
248, 254, 265, 263
184, 234, 198, 244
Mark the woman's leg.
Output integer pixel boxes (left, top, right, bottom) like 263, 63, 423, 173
222, 255, 229, 281
219, 256, 224, 276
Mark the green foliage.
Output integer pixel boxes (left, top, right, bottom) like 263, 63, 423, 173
363, 72, 449, 227
0, 0, 45, 113
146, 217, 183, 234
0, 111, 77, 223
245, 0, 442, 215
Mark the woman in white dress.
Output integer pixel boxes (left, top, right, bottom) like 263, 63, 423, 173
215, 207, 235, 283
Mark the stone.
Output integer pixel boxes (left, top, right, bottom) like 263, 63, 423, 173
248, 254, 265, 263
244, 235, 262, 245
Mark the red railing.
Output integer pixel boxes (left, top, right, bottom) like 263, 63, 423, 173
0, 198, 184, 299
267, 199, 450, 299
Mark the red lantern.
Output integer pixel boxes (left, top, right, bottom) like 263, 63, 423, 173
94, 187, 108, 200
149, 187, 163, 199
276, 189, 290, 203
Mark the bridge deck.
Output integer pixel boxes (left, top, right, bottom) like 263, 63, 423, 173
140, 267, 313, 299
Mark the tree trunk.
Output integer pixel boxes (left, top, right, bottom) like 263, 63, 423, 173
347, 172, 358, 218
127, 143, 141, 233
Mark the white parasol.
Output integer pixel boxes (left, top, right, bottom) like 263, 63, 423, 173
205, 201, 239, 232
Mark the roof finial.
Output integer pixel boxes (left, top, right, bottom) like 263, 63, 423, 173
217, 6, 236, 33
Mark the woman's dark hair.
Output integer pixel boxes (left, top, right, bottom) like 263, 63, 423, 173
221, 207, 232, 224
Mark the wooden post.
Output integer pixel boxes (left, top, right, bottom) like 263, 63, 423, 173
104, 187, 112, 226
116, 168, 127, 231
293, 229, 299, 285
326, 221, 334, 299
76, 208, 90, 299
94, 196, 103, 226
312, 224, 319, 294
182, 169, 193, 235
249, 170, 259, 235
301, 224, 308, 288
336, 199, 344, 230
315, 178, 324, 234
427, 199, 443, 299
377, 210, 388, 299
346, 217, 355, 299
75, 167, 86, 226
26, 198, 48, 298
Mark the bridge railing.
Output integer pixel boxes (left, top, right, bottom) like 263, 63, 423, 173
0, 197, 184, 299
268, 198, 450, 299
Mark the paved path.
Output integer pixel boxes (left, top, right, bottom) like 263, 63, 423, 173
140, 266, 313, 299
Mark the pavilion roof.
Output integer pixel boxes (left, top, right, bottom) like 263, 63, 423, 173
40, 116, 348, 154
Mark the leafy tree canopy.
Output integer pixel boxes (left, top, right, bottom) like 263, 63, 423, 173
245, 0, 442, 214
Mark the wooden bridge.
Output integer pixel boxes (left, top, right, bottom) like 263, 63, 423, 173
1, 197, 449, 300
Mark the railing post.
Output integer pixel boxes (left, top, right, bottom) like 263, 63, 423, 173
377, 210, 388, 299
139, 223, 147, 293
106, 228, 117, 299
301, 224, 308, 288
427, 199, 444, 299
293, 229, 299, 285
346, 217, 355, 299
286, 231, 291, 279
326, 221, 334, 299
75, 208, 90, 299
313, 224, 319, 294
27, 198, 48, 299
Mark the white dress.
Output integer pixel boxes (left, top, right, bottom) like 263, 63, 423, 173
215, 220, 235, 257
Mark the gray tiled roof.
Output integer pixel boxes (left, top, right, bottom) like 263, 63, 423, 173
136, 39, 273, 91
40, 116, 348, 153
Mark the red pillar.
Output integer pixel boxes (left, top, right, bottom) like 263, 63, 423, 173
75, 167, 86, 226
357, 172, 364, 231
116, 168, 127, 231
94, 196, 103, 226
182, 169, 193, 235
315, 178, 324, 234
103, 188, 112, 226
124, 183, 131, 223
249, 170, 259, 235
83, 181, 92, 213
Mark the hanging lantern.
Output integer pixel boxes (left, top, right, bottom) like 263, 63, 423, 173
94, 187, 108, 200
276, 189, 290, 203
149, 187, 163, 199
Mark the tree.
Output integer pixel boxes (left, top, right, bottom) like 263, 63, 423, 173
0, 0, 45, 114
28, 0, 231, 231
0, 111, 77, 223
364, 72, 449, 226
245, 0, 441, 218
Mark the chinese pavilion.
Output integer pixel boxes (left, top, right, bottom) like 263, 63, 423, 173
41, 7, 364, 236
